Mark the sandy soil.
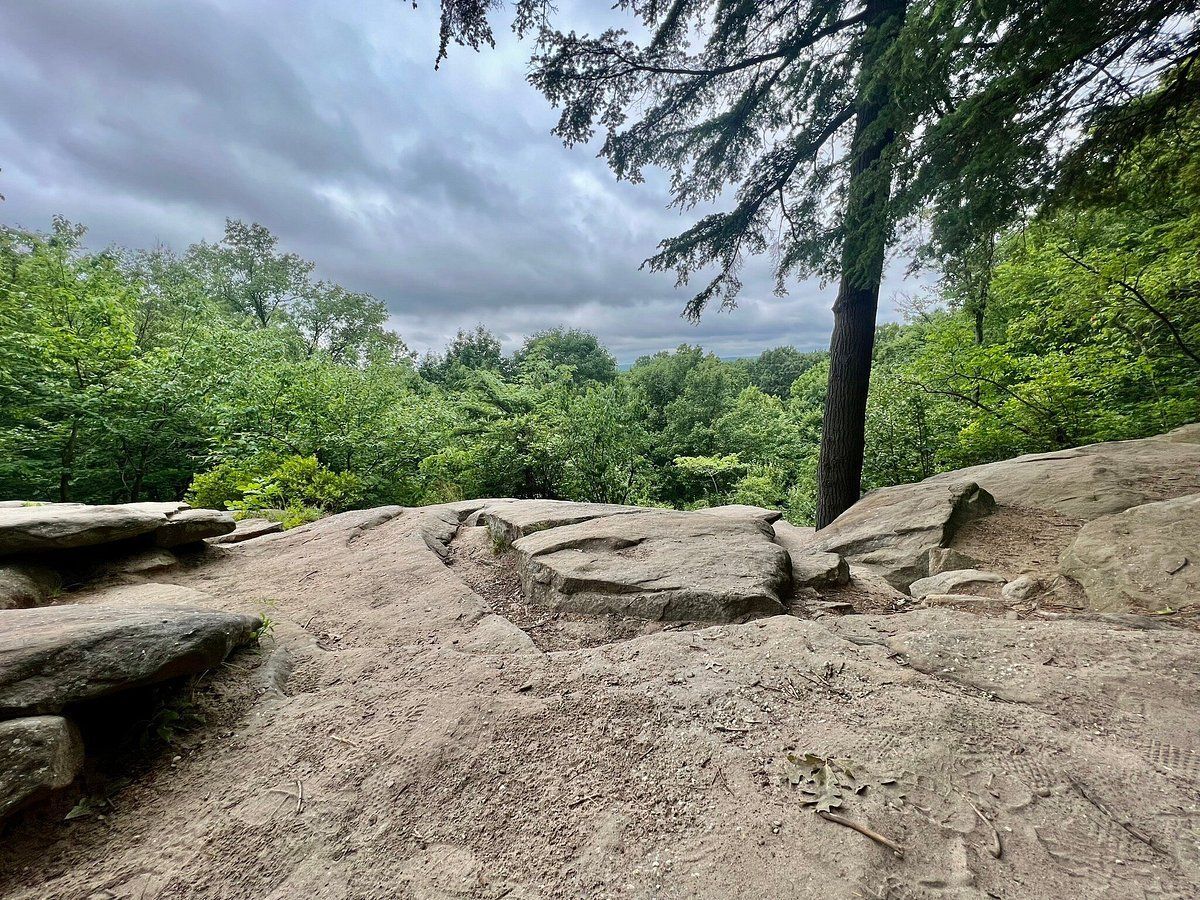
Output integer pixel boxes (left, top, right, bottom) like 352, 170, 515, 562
2, 503, 1198, 899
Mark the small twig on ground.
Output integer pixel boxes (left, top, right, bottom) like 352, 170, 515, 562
817, 810, 904, 858
303, 614, 317, 628
569, 794, 601, 808
962, 795, 1002, 859
713, 723, 752, 733
295, 778, 305, 815
1068, 777, 1165, 854
332, 734, 360, 749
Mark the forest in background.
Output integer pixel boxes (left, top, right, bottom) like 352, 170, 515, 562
1, 96, 1197, 527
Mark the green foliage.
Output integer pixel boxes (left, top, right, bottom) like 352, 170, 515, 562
3, 92, 1198, 527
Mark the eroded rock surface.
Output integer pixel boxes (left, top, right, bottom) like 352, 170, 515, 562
695, 504, 783, 523
924, 428, 1200, 519
773, 520, 847, 587
0, 505, 168, 556
514, 509, 790, 621
811, 480, 995, 589
0, 716, 83, 819
153, 508, 236, 547
1060, 492, 1200, 612
0, 563, 60, 610
207, 517, 283, 544
0, 602, 260, 715
474, 499, 640, 548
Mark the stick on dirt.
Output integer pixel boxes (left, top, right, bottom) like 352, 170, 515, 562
817, 810, 904, 858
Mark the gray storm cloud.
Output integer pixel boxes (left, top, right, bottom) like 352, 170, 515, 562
0, 0, 912, 362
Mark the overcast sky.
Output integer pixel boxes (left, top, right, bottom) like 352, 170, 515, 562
0, 0, 914, 362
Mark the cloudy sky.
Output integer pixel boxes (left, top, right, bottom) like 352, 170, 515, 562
0, 0, 915, 362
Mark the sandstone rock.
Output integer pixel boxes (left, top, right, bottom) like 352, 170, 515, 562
126, 501, 191, 516
0, 563, 61, 610
459, 614, 540, 656
80, 582, 217, 606
100, 549, 178, 576
811, 481, 995, 590
909, 568, 1007, 600
925, 547, 978, 576
1060, 493, 1200, 612
475, 499, 640, 548
923, 430, 1200, 520
0, 716, 84, 820
514, 510, 789, 621
773, 521, 847, 587
0, 505, 168, 557
0, 602, 261, 715
695, 505, 783, 524
772, 521, 815, 545
920, 594, 1008, 615
207, 518, 283, 544
1001, 574, 1042, 603
154, 508, 236, 547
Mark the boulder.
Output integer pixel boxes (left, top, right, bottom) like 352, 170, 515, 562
908, 568, 1007, 600
474, 499, 641, 548
811, 481, 995, 590
154, 508, 236, 547
695, 505, 783, 524
925, 547, 978, 576
513, 510, 790, 622
207, 518, 283, 545
773, 521, 847, 587
0, 505, 168, 557
1001, 574, 1043, 603
1059, 493, 1200, 612
923, 430, 1200, 520
0, 602, 261, 715
0, 716, 84, 820
0, 563, 61, 610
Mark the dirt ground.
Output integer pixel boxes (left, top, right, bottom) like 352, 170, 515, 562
2, 502, 1198, 899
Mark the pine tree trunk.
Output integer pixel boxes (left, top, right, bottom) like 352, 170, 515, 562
815, 0, 905, 529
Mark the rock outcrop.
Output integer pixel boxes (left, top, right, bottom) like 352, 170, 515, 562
0, 502, 236, 558
923, 425, 1200, 519
153, 508, 236, 546
1060, 492, 1200, 612
811, 480, 995, 589
473, 499, 640, 548
0, 602, 261, 715
0, 504, 170, 556
207, 517, 284, 544
514, 509, 790, 621
0, 716, 84, 819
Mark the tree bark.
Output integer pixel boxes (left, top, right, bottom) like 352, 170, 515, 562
816, 0, 906, 529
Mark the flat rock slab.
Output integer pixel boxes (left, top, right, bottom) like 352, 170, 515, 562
0, 505, 168, 557
1060, 492, 1200, 612
695, 505, 783, 524
0, 602, 261, 715
154, 508, 236, 547
909, 568, 1007, 600
208, 518, 283, 544
514, 510, 790, 621
474, 499, 641, 548
923, 429, 1200, 520
811, 481, 995, 590
0, 716, 84, 820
